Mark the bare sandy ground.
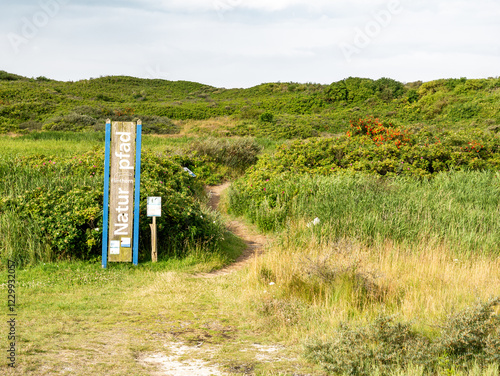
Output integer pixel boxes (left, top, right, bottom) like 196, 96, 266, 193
138, 343, 228, 376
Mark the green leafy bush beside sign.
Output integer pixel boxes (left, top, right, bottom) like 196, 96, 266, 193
0, 150, 224, 266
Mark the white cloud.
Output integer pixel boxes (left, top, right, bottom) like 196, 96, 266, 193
0, 0, 498, 87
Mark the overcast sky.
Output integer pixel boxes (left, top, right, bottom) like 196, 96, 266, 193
1, 0, 499, 88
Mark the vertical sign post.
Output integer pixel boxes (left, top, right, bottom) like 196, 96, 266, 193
102, 120, 142, 268
147, 197, 161, 263
102, 120, 112, 269
133, 121, 142, 265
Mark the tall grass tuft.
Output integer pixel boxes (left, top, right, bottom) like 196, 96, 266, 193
190, 137, 262, 172
229, 171, 500, 256
0, 211, 54, 265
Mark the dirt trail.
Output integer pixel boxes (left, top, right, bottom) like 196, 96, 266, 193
139, 183, 273, 375
201, 182, 268, 277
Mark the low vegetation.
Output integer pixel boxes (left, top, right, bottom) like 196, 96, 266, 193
304, 298, 500, 375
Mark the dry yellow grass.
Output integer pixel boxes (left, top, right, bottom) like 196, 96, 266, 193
174, 117, 237, 136
242, 222, 500, 341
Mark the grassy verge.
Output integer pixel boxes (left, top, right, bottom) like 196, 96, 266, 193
3, 236, 497, 375
0, 249, 326, 375
229, 171, 500, 256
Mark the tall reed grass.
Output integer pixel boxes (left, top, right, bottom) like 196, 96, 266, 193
229, 171, 500, 256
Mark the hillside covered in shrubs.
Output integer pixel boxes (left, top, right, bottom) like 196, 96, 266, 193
1, 71, 499, 137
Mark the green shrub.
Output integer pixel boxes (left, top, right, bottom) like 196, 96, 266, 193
304, 315, 430, 375
373, 77, 404, 102
0, 151, 225, 266
405, 89, 419, 103
238, 106, 262, 120
434, 298, 500, 365
5, 185, 103, 261
230, 119, 500, 178
0, 71, 25, 81
448, 102, 481, 120
325, 80, 349, 103
259, 111, 274, 123
304, 299, 500, 375
95, 93, 114, 102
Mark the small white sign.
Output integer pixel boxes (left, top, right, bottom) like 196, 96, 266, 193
121, 237, 131, 248
147, 196, 161, 217
110, 240, 120, 255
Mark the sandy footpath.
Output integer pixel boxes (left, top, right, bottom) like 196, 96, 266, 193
139, 183, 273, 376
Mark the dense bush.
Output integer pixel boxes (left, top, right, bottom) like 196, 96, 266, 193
304, 316, 430, 375
324, 77, 405, 104
304, 299, 500, 375
259, 111, 274, 123
231, 118, 500, 178
347, 117, 411, 148
0, 150, 224, 266
0, 70, 25, 81
435, 297, 500, 365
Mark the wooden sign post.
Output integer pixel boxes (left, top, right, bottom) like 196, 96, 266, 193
150, 217, 157, 263
147, 197, 161, 263
102, 119, 142, 268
